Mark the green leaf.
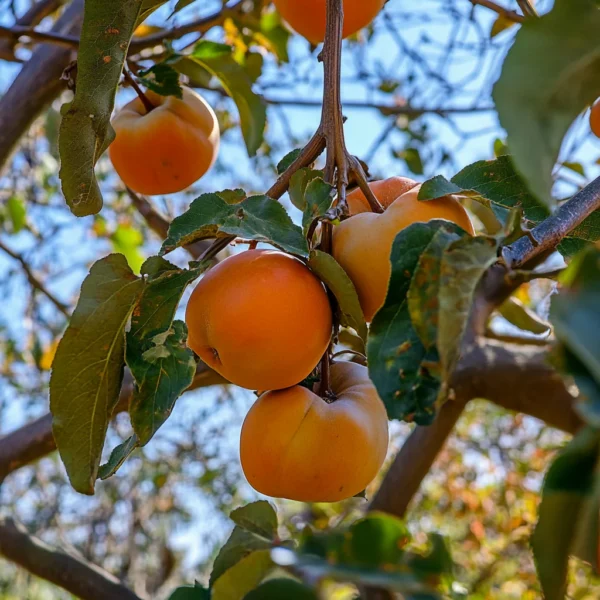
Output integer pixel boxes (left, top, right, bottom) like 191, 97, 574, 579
169, 583, 210, 600
288, 168, 325, 212
185, 41, 266, 156
230, 501, 278, 540
349, 513, 410, 568
407, 226, 465, 349
211, 529, 271, 586
137, 0, 168, 27
59, 0, 143, 217
98, 435, 139, 480
171, 0, 197, 17
437, 236, 498, 381
498, 297, 551, 335
244, 580, 317, 600
532, 427, 600, 600
256, 10, 290, 63
137, 63, 183, 98
308, 250, 367, 343
277, 149, 302, 175
551, 246, 600, 384
7, 196, 26, 233
50, 255, 144, 494
127, 259, 208, 445
368, 222, 455, 424
161, 193, 309, 257
302, 178, 334, 234
395, 147, 423, 175
212, 550, 273, 600
420, 157, 600, 258
493, 0, 600, 208
111, 224, 145, 274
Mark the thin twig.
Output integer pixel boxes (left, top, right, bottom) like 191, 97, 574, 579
0, 239, 70, 317
470, 0, 525, 23
122, 69, 155, 114
516, 0, 538, 17
0, 24, 79, 49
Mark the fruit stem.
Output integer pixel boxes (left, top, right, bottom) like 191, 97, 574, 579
122, 68, 155, 114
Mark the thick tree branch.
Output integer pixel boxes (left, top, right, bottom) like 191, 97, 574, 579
504, 175, 600, 268
0, 0, 65, 61
370, 339, 581, 520
0, 362, 222, 482
0, 0, 84, 174
0, 518, 141, 600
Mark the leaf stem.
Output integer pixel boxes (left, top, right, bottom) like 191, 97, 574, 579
122, 69, 155, 114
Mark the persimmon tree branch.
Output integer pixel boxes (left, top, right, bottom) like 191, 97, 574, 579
0, 518, 141, 600
0, 0, 65, 61
369, 171, 600, 525
0, 362, 219, 482
504, 175, 600, 268
0, 0, 84, 174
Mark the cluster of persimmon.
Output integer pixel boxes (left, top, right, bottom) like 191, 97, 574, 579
106, 3, 476, 503
181, 179, 473, 503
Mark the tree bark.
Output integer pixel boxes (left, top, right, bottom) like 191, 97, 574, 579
0, 518, 142, 600
0, 0, 84, 173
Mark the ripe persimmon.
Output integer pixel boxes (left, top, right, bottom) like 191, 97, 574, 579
109, 87, 219, 195
346, 176, 418, 214
273, 0, 385, 44
591, 99, 600, 139
185, 249, 332, 391
333, 180, 475, 322
240, 361, 389, 502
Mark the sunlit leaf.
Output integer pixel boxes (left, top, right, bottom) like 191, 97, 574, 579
308, 250, 367, 342
161, 193, 308, 257
50, 255, 144, 494
244, 580, 317, 600
498, 297, 551, 335
437, 236, 498, 381
183, 41, 266, 156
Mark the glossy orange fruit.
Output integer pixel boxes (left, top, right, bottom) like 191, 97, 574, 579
333, 180, 475, 322
273, 0, 385, 44
240, 361, 389, 502
109, 87, 219, 195
185, 249, 332, 391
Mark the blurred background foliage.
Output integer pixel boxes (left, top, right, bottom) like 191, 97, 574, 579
1, 0, 600, 598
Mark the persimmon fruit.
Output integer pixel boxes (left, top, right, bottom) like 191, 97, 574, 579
273, 0, 385, 44
240, 361, 389, 502
333, 179, 475, 322
109, 87, 219, 195
591, 98, 600, 139
185, 249, 332, 391
346, 176, 418, 214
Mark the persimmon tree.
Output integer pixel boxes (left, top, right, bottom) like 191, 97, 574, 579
1, 1, 600, 599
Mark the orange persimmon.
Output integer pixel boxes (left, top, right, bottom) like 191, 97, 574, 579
109, 87, 219, 195
273, 0, 385, 44
240, 361, 389, 502
185, 249, 332, 391
333, 179, 475, 322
